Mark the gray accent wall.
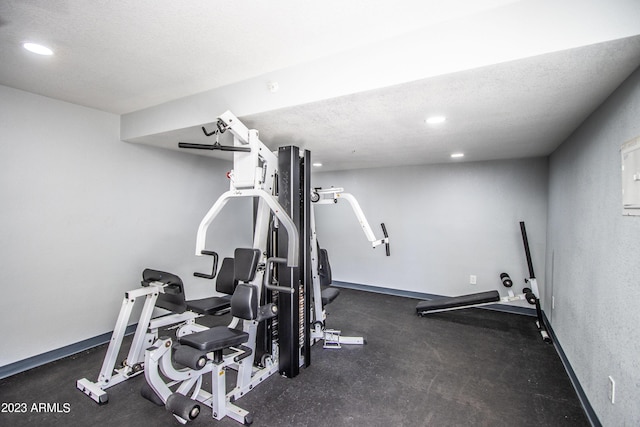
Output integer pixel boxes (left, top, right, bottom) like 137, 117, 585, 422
0, 85, 251, 366
312, 157, 548, 308
546, 66, 640, 425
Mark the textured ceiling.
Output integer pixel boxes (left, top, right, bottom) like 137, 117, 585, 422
1, 1, 640, 171
0, 0, 517, 114
132, 36, 640, 170
242, 37, 640, 169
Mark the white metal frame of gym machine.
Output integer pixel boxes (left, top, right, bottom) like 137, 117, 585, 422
309, 187, 390, 348
144, 111, 304, 425
77, 111, 300, 411
76, 280, 202, 404
76, 111, 390, 421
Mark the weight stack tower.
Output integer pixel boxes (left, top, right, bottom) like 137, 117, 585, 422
277, 146, 312, 377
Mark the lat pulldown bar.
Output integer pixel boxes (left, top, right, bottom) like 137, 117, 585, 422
178, 120, 251, 152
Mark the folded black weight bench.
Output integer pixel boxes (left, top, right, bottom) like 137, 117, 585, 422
416, 290, 500, 316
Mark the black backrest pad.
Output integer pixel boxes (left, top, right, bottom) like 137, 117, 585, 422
233, 248, 261, 282
319, 248, 332, 286
141, 268, 187, 314
231, 283, 258, 320
215, 258, 237, 295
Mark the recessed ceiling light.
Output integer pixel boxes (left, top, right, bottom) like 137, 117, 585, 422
451, 153, 464, 158
426, 116, 446, 125
312, 162, 323, 167
23, 42, 54, 56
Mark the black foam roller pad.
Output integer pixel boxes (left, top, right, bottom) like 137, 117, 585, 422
500, 272, 513, 288
166, 393, 200, 421
173, 344, 208, 370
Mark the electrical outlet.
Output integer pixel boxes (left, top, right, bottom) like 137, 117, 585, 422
470, 275, 477, 285
608, 376, 615, 404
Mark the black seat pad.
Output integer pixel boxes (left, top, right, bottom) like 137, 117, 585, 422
186, 295, 232, 315
179, 326, 249, 352
321, 287, 340, 306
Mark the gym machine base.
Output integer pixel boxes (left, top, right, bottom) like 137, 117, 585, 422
76, 282, 201, 404
76, 252, 230, 404
415, 222, 551, 343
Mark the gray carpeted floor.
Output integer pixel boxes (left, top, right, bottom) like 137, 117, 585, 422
0, 288, 589, 426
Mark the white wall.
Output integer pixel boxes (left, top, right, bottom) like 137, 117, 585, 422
0, 85, 251, 366
312, 157, 548, 306
546, 67, 640, 425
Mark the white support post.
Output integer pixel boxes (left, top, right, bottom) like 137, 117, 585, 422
234, 320, 258, 396
78, 285, 162, 404
339, 192, 379, 246
124, 291, 160, 368
309, 195, 365, 349
211, 365, 227, 420
77, 283, 201, 404
528, 277, 540, 298
310, 204, 326, 342
96, 293, 140, 384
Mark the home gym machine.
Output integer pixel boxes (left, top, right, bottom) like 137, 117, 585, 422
415, 222, 551, 343
309, 187, 389, 348
140, 111, 313, 424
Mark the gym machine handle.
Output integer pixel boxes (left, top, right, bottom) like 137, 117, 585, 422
201, 122, 229, 137
233, 345, 253, 362
178, 142, 251, 152
193, 250, 218, 279
263, 257, 295, 294
381, 223, 390, 256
